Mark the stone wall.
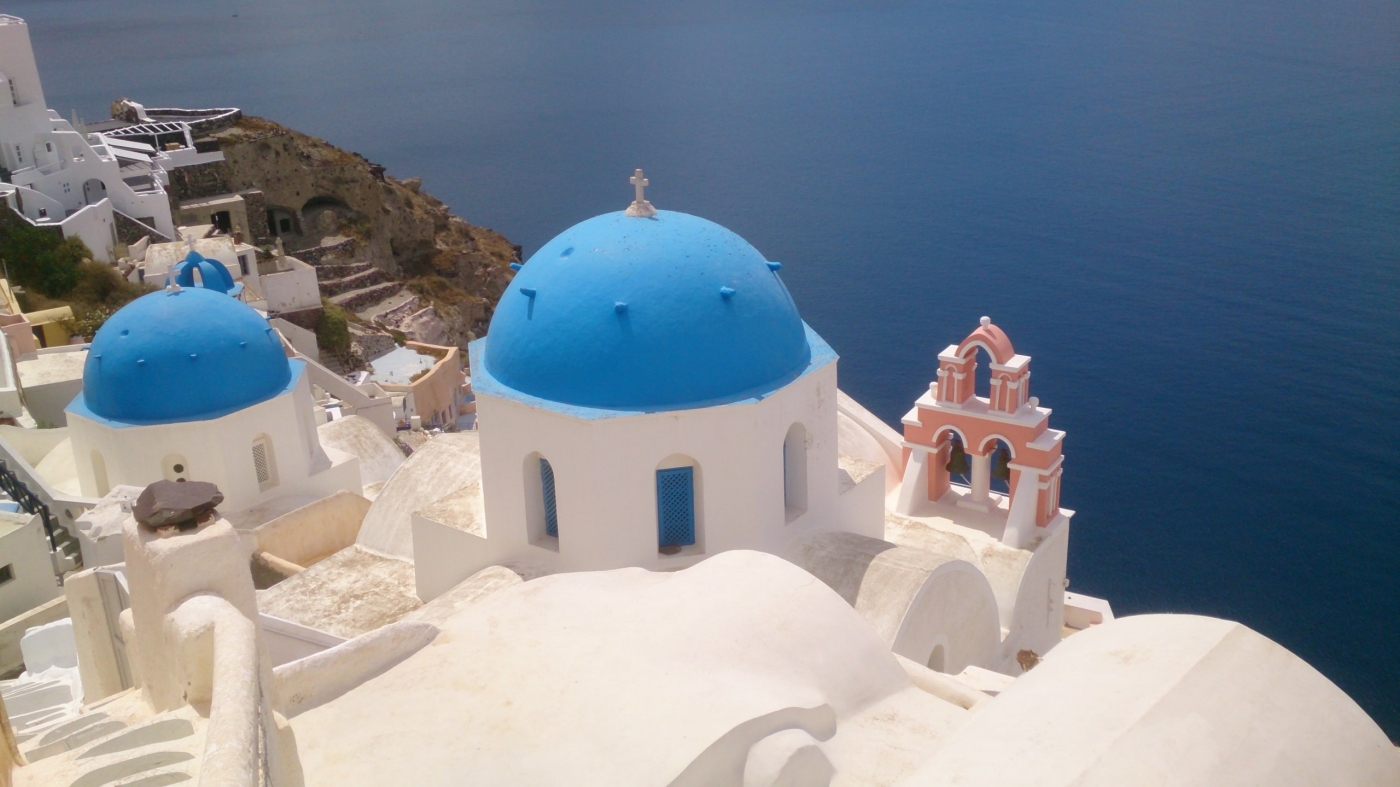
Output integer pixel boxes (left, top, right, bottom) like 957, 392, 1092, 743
274, 306, 323, 331
113, 211, 169, 244
166, 161, 232, 203
241, 190, 271, 243
0, 203, 63, 240
295, 237, 358, 265
332, 283, 400, 312
141, 106, 243, 137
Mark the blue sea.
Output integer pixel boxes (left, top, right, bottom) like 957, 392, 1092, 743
10, 0, 1397, 736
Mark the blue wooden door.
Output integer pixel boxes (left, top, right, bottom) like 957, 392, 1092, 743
656, 467, 695, 548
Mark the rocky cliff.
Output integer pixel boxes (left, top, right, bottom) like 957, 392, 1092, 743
145, 108, 519, 351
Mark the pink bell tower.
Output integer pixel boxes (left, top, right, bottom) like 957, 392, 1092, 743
896, 317, 1069, 548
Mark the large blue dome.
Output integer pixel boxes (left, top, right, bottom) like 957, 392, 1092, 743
483, 210, 811, 410
76, 287, 293, 424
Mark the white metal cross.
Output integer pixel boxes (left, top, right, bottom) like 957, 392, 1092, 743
625, 168, 657, 218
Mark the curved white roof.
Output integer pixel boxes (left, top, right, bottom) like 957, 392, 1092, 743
896, 614, 1400, 786
290, 551, 966, 785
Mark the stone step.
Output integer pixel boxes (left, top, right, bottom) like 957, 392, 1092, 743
319, 267, 392, 296
330, 282, 403, 312
313, 261, 372, 281
357, 290, 420, 323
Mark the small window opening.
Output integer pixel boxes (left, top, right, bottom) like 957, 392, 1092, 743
162, 454, 189, 482
0, 564, 12, 585
524, 453, 558, 550
91, 450, 110, 497
657, 466, 696, 554
252, 436, 277, 490
783, 423, 808, 522
540, 458, 558, 538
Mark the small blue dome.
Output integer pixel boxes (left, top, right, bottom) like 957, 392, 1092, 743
484, 210, 811, 409
78, 287, 292, 424
173, 251, 235, 294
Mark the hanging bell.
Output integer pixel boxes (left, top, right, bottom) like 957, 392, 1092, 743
946, 443, 970, 476
992, 449, 1011, 482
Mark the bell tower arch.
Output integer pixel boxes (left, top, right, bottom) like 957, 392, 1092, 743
897, 317, 1068, 548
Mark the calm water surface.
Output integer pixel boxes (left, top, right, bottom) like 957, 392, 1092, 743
10, 0, 1398, 735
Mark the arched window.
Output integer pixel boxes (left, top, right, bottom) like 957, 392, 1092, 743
927, 644, 946, 672
252, 435, 278, 491
783, 423, 808, 522
524, 453, 559, 549
540, 458, 558, 538
656, 466, 696, 555
162, 454, 189, 483
91, 450, 110, 497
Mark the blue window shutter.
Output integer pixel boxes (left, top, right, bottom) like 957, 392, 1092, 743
540, 458, 558, 537
656, 467, 695, 548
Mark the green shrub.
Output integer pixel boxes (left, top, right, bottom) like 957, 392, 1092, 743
316, 299, 351, 356
69, 261, 149, 308
62, 305, 116, 340
0, 222, 89, 297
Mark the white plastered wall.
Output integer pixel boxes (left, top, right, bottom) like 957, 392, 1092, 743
66, 367, 360, 517
0, 510, 63, 622
0, 18, 53, 174
0, 18, 175, 240
997, 517, 1070, 673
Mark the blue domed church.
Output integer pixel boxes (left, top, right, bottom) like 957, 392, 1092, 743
64, 284, 362, 516
416, 185, 881, 594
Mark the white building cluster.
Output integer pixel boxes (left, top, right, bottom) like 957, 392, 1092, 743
0, 15, 207, 259
0, 174, 1387, 786
0, 15, 1392, 783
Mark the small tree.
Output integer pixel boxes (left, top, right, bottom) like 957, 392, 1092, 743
0, 223, 88, 298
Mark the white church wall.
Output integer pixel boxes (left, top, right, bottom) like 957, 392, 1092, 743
412, 513, 491, 602
783, 530, 1002, 674
998, 517, 1071, 674
68, 367, 359, 517
469, 362, 841, 583
835, 456, 886, 539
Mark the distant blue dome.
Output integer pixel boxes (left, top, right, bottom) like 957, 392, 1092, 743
173, 251, 235, 294
77, 287, 292, 424
484, 210, 811, 409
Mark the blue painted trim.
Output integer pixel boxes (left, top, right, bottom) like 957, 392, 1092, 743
468, 322, 837, 421
67, 360, 306, 428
